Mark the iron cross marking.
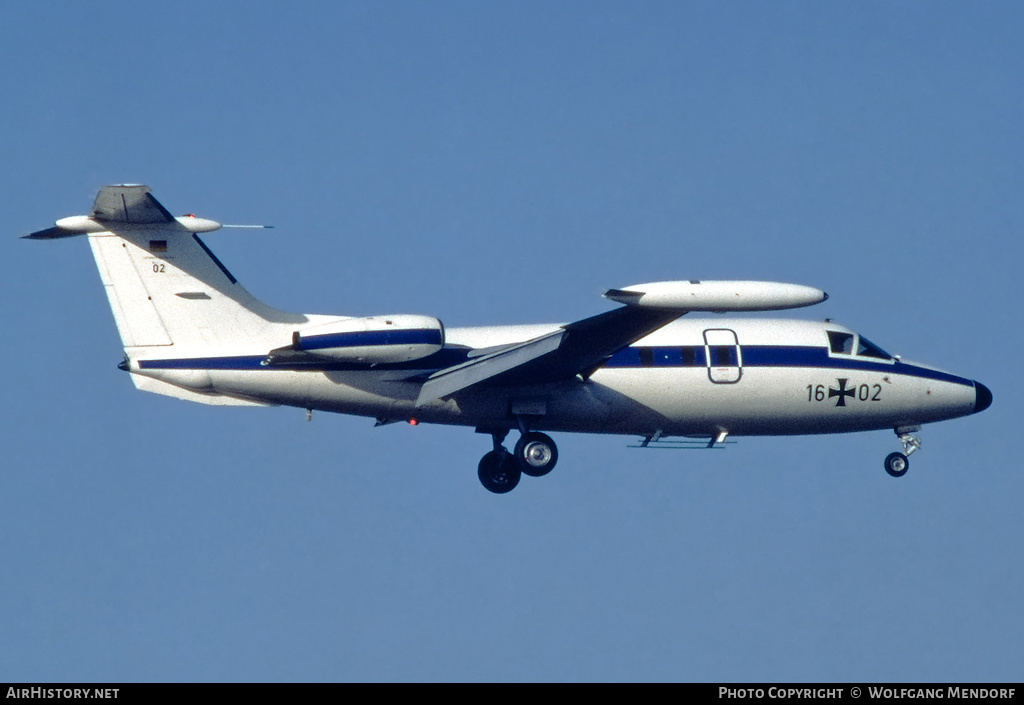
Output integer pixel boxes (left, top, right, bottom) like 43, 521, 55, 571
829, 378, 856, 407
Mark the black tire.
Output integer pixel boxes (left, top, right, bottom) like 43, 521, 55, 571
477, 451, 521, 494
514, 432, 558, 477
884, 452, 909, 478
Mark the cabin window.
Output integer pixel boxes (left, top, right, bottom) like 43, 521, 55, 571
828, 331, 855, 355
639, 348, 654, 367
680, 346, 695, 367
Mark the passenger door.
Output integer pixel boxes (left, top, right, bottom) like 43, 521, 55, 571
704, 328, 742, 384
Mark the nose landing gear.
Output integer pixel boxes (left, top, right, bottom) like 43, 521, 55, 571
477, 428, 559, 493
884, 426, 922, 478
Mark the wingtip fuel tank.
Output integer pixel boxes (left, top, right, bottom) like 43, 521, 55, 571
603, 280, 828, 312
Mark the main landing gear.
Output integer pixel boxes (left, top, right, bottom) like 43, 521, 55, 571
884, 427, 922, 478
477, 429, 559, 494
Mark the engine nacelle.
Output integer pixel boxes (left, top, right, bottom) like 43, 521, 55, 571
294, 314, 444, 363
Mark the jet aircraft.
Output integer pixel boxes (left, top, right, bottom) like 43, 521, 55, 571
25, 185, 993, 493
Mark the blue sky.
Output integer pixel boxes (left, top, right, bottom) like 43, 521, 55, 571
1, 1, 1020, 682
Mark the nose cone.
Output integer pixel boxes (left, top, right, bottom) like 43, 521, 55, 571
974, 382, 993, 414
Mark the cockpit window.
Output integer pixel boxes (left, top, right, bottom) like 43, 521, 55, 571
827, 331, 855, 355
827, 331, 893, 360
856, 336, 892, 360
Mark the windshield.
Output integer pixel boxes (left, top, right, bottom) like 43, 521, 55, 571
827, 331, 892, 360
856, 335, 892, 360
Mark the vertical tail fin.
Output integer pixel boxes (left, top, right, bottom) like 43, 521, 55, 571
29, 185, 306, 355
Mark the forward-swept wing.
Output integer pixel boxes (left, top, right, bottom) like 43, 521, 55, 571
415, 281, 827, 405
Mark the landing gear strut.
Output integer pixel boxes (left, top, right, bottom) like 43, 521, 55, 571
884, 427, 922, 478
477, 428, 559, 493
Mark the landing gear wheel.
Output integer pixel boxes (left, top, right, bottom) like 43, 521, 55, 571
884, 451, 909, 478
514, 432, 558, 477
478, 451, 522, 494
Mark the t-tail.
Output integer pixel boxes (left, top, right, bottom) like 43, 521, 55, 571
24, 185, 307, 405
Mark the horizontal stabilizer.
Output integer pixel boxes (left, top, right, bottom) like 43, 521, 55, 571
23, 226, 80, 240
22, 185, 183, 239
91, 184, 175, 224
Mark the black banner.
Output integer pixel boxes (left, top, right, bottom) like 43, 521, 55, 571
1, 684, 1022, 696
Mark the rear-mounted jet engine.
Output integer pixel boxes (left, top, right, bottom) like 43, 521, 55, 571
289, 314, 444, 364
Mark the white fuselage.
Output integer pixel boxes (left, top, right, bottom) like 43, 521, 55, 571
133, 317, 980, 440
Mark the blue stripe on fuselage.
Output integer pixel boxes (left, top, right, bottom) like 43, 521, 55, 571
137, 344, 974, 387
605, 344, 971, 386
